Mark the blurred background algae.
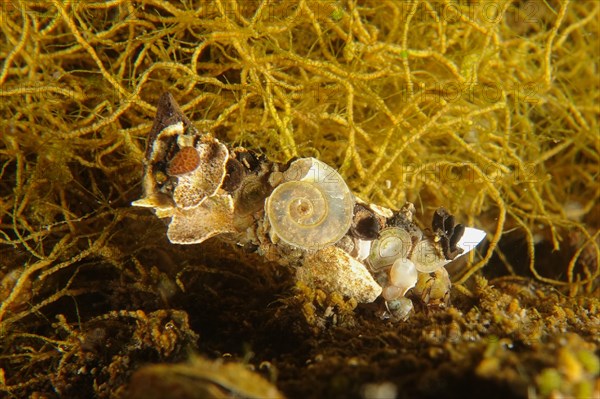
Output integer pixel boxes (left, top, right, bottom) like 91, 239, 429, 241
0, 1, 598, 398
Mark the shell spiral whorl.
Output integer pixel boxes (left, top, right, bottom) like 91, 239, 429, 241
265, 158, 354, 250
367, 227, 412, 271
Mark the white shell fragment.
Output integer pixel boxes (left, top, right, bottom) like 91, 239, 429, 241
297, 246, 382, 303
265, 158, 355, 250
355, 239, 372, 262
389, 258, 418, 296
455, 227, 487, 254
365, 202, 394, 219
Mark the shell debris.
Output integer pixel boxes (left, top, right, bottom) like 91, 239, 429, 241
132, 92, 487, 319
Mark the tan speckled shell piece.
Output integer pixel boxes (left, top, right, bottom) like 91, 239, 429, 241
172, 139, 229, 209
167, 194, 235, 244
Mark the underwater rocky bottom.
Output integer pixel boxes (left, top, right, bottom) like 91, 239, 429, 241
8, 231, 592, 399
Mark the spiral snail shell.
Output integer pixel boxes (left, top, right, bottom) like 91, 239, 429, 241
410, 239, 447, 273
367, 228, 412, 271
265, 157, 355, 250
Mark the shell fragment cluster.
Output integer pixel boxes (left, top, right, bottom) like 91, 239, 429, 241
133, 93, 487, 320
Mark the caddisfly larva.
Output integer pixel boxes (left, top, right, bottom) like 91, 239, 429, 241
133, 92, 487, 320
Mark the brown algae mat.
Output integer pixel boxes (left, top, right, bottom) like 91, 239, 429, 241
0, 1, 598, 398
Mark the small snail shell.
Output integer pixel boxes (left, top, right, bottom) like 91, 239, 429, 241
265, 157, 354, 250
382, 285, 404, 301
389, 258, 418, 296
386, 296, 413, 321
235, 176, 270, 216
410, 239, 447, 273
368, 228, 412, 271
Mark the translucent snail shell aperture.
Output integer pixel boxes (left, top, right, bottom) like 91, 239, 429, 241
389, 258, 418, 296
265, 158, 355, 250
